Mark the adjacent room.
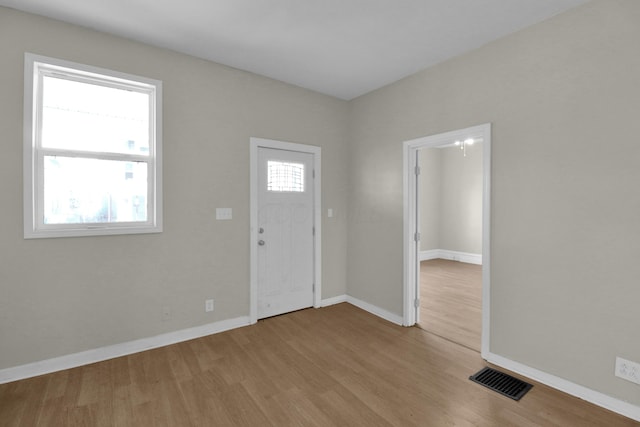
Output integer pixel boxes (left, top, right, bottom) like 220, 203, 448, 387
418, 139, 484, 352
1, 0, 639, 425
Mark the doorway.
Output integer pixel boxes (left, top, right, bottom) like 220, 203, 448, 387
418, 141, 483, 351
250, 138, 322, 324
403, 124, 491, 358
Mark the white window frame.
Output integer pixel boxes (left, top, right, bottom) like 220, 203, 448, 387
23, 53, 163, 238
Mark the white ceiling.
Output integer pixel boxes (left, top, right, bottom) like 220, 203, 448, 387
0, 0, 589, 100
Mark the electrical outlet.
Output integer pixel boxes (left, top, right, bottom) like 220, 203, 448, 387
615, 357, 640, 385
205, 299, 214, 313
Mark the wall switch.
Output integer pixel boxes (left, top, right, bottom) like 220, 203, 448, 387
328, 208, 334, 218
205, 299, 214, 312
216, 208, 232, 220
615, 357, 640, 385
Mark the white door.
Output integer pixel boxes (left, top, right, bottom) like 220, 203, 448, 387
257, 147, 314, 319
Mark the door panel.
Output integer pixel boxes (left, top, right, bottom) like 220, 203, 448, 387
257, 148, 314, 319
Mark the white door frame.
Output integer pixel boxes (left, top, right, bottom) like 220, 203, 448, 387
250, 137, 322, 324
402, 123, 491, 358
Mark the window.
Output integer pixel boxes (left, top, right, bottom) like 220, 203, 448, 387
267, 161, 305, 192
24, 53, 162, 238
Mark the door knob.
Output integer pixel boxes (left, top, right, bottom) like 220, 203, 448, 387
258, 240, 265, 246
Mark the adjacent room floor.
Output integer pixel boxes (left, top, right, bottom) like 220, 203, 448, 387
419, 258, 482, 352
1, 303, 636, 426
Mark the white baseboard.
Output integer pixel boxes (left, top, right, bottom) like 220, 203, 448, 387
4, 304, 636, 423
323, 294, 403, 326
320, 294, 348, 307
0, 296, 402, 385
0, 316, 251, 385
419, 249, 440, 261
345, 296, 404, 326
486, 352, 640, 423
420, 249, 482, 265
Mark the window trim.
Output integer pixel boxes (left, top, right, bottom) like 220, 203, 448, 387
23, 53, 163, 238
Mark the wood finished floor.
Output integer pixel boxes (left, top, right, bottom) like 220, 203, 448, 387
419, 259, 482, 352
1, 303, 637, 426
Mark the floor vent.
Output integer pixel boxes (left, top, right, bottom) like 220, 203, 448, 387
469, 367, 533, 401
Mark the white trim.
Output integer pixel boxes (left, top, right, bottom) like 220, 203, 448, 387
23, 53, 163, 239
481, 130, 491, 359
0, 298, 394, 384
0, 316, 250, 384
0, 297, 401, 385
419, 249, 482, 265
4, 304, 638, 424
249, 137, 322, 324
320, 294, 348, 307
487, 352, 640, 423
419, 249, 440, 261
346, 296, 404, 326
403, 137, 419, 327
403, 123, 491, 356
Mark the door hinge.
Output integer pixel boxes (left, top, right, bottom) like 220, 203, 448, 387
312, 226, 315, 236
414, 298, 420, 308
313, 169, 315, 179
312, 283, 316, 292
414, 232, 420, 242
414, 166, 421, 176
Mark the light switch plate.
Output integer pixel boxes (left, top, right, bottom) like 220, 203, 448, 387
216, 208, 232, 220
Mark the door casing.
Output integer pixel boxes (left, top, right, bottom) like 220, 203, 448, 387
403, 123, 491, 359
250, 137, 322, 324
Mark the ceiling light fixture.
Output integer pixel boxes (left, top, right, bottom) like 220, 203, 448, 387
455, 138, 474, 157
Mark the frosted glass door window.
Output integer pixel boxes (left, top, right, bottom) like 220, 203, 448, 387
267, 161, 305, 192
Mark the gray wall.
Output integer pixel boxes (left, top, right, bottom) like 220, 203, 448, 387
348, 0, 640, 407
418, 149, 441, 251
420, 143, 483, 254
0, 7, 349, 369
2, 0, 640, 411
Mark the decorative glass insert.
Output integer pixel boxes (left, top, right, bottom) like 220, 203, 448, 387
267, 161, 305, 192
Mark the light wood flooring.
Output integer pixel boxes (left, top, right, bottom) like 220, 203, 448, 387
419, 259, 482, 352
1, 303, 637, 426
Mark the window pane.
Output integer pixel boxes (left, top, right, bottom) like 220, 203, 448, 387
41, 76, 150, 155
267, 161, 305, 192
43, 156, 148, 225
